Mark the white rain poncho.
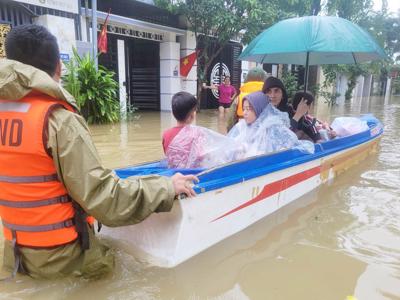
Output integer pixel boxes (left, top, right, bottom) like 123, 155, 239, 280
165, 125, 244, 169
228, 104, 315, 157
330, 117, 369, 137
165, 104, 314, 169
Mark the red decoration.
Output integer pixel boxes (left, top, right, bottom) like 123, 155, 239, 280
98, 9, 111, 54
180, 51, 198, 77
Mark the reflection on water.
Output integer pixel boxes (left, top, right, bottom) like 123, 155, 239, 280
1, 96, 400, 299
90, 110, 223, 169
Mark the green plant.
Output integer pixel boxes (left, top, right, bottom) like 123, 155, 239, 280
63, 49, 120, 124
281, 71, 298, 100
310, 82, 340, 106
320, 90, 341, 106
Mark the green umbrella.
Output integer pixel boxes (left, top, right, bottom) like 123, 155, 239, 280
239, 16, 386, 90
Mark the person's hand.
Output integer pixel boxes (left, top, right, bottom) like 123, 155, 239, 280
321, 122, 330, 130
293, 98, 309, 121
171, 172, 199, 197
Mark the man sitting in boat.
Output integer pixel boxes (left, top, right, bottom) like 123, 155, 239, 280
291, 91, 336, 142
228, 92, 315, 156
163, 92, 243, 169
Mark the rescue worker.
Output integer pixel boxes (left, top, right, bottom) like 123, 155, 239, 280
226, 67, 267, 131
0, 24, 197, 279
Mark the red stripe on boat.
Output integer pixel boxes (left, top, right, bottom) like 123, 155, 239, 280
211, 166, 321, 222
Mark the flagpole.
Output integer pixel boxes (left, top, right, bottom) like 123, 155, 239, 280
91, 0, 98, 70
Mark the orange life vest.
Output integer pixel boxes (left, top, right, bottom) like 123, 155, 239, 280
0, 92, 92, 250
236, 81, 264, 118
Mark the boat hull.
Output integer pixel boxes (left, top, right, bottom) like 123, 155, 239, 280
101, 127, 381, 267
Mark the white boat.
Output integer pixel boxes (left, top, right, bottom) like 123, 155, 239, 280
100, 116, 383, 267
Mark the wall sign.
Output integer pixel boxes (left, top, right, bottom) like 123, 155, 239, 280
0, 23, 11, 58
98, 24, 164, 42
60, 53, 70, 62
16, 0, 79, 14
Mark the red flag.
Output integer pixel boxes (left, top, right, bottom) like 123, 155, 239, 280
98, 9, 111, 54
180, 51, 198, 77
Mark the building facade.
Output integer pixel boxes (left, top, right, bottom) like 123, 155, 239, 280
0, 0, 243, 112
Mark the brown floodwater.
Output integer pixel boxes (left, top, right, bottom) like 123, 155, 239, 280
1, 95, 400, 300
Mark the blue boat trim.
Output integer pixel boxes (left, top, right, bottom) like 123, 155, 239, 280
115, 118, 383, 194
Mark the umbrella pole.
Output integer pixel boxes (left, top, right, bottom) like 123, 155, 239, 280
304, 52, 309, 93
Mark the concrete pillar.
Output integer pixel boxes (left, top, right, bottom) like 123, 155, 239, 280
353, 75, 364, 101
80, 15, 90, 42
241, 60, 250, 83
272, 65, 278, 77
117, 39, 127, 119
179, 31, 197, 95
336, 74, 348, 105
160, 41, 181, 111
384, 77, 391, 104
363, 74, 372, 97
34, 15, 76, 64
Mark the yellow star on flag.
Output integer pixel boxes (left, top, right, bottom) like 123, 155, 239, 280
183, 58, 189, 66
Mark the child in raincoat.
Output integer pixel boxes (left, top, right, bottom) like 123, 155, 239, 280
163, 92, 243, 169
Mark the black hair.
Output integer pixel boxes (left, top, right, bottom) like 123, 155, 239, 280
171, 91, 198, 122
262, 76, 291, 114
5, 24, 60, 77
292, 91, 315, 110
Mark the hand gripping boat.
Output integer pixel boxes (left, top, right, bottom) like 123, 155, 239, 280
100, 116, 383, 267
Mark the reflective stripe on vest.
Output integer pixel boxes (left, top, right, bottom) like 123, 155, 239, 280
0, 102, 31, 113
0, 195, 70, 208
0, 173, 59, 183
2, 219, 74, 232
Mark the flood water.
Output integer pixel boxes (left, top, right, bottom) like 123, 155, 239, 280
1, 95, 400, 300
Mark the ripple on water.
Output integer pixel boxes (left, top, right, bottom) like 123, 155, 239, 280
378, 152, 400, 168
360, 170, 400, 190
1, 98, 400, 299
337, 184, 400, 269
